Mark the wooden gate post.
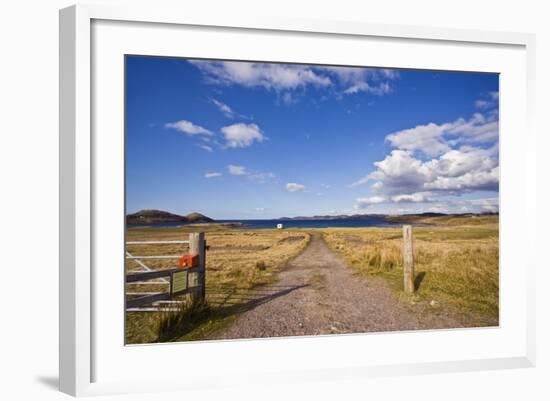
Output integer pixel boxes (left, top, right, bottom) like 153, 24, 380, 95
403, 225, 415, 294
188, 232, 206, 303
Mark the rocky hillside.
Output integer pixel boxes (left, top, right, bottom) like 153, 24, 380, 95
185, 212, 214, 223
126, 210, 214, 225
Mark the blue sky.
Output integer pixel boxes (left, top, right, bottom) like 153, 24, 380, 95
126, 56, 499, 219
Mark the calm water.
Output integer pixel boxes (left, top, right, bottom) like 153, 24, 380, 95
129, 217, 401, 229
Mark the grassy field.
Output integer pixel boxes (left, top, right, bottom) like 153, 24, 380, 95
321, 215, 499, 327
125, 225, 310, 344
126, 215, 499, 343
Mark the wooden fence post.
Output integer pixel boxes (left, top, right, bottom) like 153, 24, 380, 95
188, 232, 206, 303
403, 225, 415, 294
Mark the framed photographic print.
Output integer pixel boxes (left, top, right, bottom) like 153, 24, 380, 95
59, 4, 536, 397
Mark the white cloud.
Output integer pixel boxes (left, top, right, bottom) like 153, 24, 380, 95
357, 150, 431, 192
355, 196, 387, 209
321, 66, 398, 96
428, 204, 450, 214
190, 61, 331, 90
198, 144, 213, 152
424, 166, 499, 191
425, 146, 499, 179
349, 176, 371, 188
165, 120, 212, 136
248, 171, 275, 183
342, 81, 369, 94
475, 100, 491, 109
386, 122, 452, 157
189, 61, 399, 101
348, 194, 499, 215
321, 66, 369, 84
350, 144, 499, 205
385, 112, 499, 157
391, 192, 432, 203
204, 172, 222, 178
447, 113, 499, 144
475, 91, 499, 110
371, 181, 384, 190
343, 81, 391, 95
279, 92, 296, 105
466, 197, 499, 212
227, 164, 247, 175
326, 66, 394, 80
211, 98, 235, 118
221, 123, 266, 148
286, 183, 305, 192
226, 164, 275, 184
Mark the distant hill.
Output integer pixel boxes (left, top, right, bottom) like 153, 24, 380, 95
279, 212, 497, 222
185, 212, 215, 223
126, 210, 214, 225
279, 214, 386, 221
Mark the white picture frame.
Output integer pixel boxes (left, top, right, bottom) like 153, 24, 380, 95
59, 4, 536, 397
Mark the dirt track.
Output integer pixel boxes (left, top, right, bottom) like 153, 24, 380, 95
209, 233, 458, 340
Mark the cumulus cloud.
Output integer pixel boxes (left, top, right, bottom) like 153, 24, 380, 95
221, 123, 266, 148
391, 192, 433, 203
357, 150, 431, 192
355, 146, 499, 195
371, 181, 384, 190
385, 112, 499, 157
447, 113, 499, 144
466, 197, 499, 212
165, 119, 212, 136
386, 123, 452, 157
355, 196, 387, 209
424, 166, 499, 191
227, 164, 247, 175
350, 100, 499, 211
204, 172, 222, 178
286, 183, 305, 192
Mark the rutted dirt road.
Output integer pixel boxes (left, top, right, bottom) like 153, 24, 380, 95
208, 233, 459, 340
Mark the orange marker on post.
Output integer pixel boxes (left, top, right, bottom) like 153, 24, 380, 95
178, 254, 199, 268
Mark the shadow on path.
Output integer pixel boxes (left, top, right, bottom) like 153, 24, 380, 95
207, 284, 309, 314
158, 284, 308, 342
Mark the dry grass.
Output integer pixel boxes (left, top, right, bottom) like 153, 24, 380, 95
321, 216, 499, 326
386, 214, 498, 226
125, 226, 310, 343
125, 216, 499, 343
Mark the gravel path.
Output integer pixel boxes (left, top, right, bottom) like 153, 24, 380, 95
209, 233, 457, 340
